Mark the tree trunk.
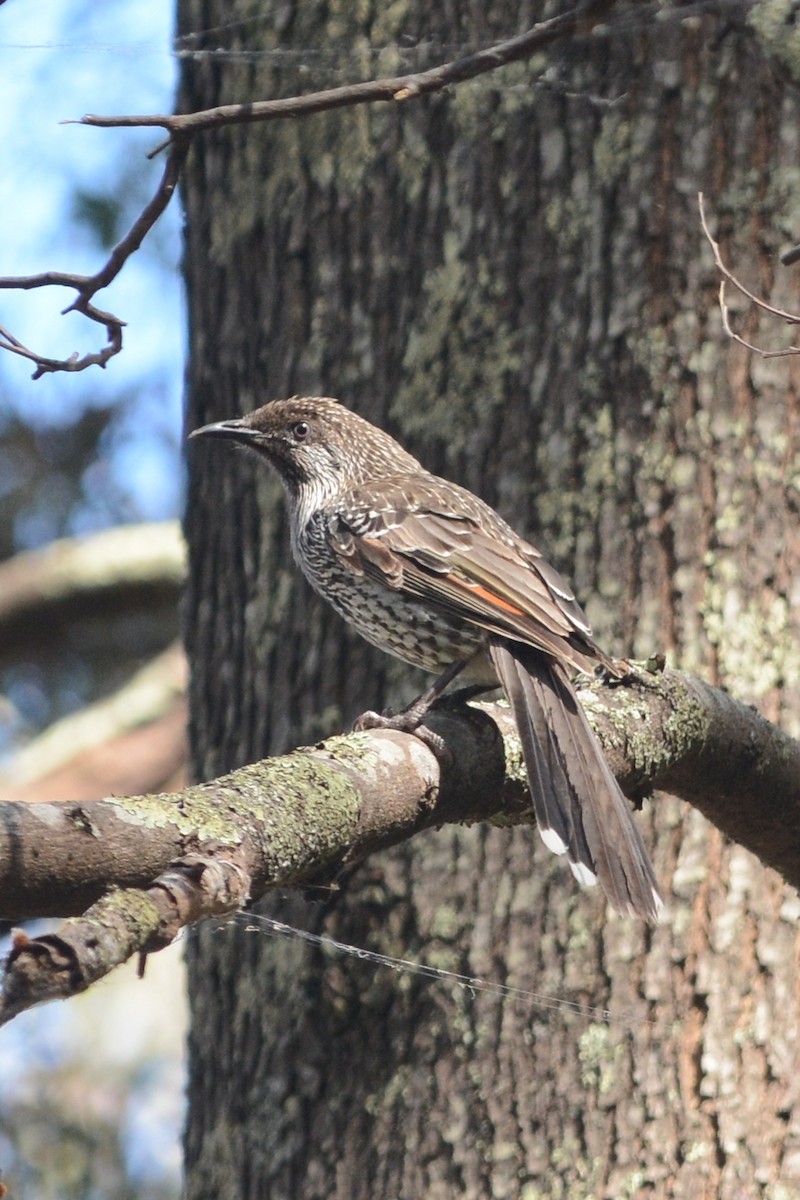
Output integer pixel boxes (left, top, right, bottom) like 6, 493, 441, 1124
179, 3, 800, 1196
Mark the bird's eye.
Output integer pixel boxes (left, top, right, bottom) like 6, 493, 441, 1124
291, 421, 310, 442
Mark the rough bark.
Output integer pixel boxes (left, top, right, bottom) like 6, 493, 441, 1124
179, 3, 800, 1197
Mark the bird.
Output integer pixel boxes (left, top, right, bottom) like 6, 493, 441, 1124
191, 397, 663, 920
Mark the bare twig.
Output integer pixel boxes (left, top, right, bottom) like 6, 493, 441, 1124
0, 3, 615, 379
698, 191, 800, 357
80, 4, 614, 137
0, 317, 122, 378
0, 136, 189, 379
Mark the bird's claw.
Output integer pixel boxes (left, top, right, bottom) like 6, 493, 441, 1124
353, 707, 453, 766
353, 708, 400, 732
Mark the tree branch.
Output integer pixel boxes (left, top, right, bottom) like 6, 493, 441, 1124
2, 666, 800, 1023
1, 852, 249, 1025
0, 2, 616, 378
0, 521, 185, 634
698, 191, 800, 357
0, 136, 189, 378
80, 3, 615, 136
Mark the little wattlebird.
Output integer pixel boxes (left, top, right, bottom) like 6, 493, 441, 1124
191, 397, 662, 920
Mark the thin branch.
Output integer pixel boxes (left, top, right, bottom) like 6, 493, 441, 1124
0, 3, 615, 379
0, 318, 122, 378
698, 191, 800, 357
80, 3, 615, 136
3, 667, 800, 1023
0, 136, 189, 379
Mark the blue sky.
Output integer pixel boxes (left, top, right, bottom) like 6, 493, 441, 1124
0, 0, 184, 531
0, 4, 185, 1194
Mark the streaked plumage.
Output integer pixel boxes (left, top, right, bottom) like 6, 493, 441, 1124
192, 397, 662, 920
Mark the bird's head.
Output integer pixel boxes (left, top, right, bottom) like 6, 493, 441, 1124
190, 397, 422, 503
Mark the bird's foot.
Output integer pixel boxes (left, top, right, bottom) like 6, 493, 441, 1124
353, 701, 451, 762
593, 655, 631, 685
604, 654, 666, 689
353, 658, 479, 763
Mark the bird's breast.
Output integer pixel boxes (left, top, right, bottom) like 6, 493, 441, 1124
296, 514, 487, 674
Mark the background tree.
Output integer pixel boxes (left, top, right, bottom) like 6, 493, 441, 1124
0, 0, 183, 750
178, 2, 800, 1197
0, 4, 185, 1195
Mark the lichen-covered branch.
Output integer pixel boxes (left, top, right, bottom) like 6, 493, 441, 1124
1, 853, 249, 1025
2, 667, 800, 1023
0, 703, 511, 925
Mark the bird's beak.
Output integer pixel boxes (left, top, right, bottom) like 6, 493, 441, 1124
189, 418, 261, 445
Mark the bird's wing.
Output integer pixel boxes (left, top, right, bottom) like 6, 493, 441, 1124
328, 475, 602, 670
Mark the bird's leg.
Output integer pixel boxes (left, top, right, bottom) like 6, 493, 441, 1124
598, 655, 665, 689
432, 684, 496, 713
353, 657, 473, 757
355, 656, 470, 730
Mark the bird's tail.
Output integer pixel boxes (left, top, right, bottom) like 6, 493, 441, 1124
489, 640, 663, 921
